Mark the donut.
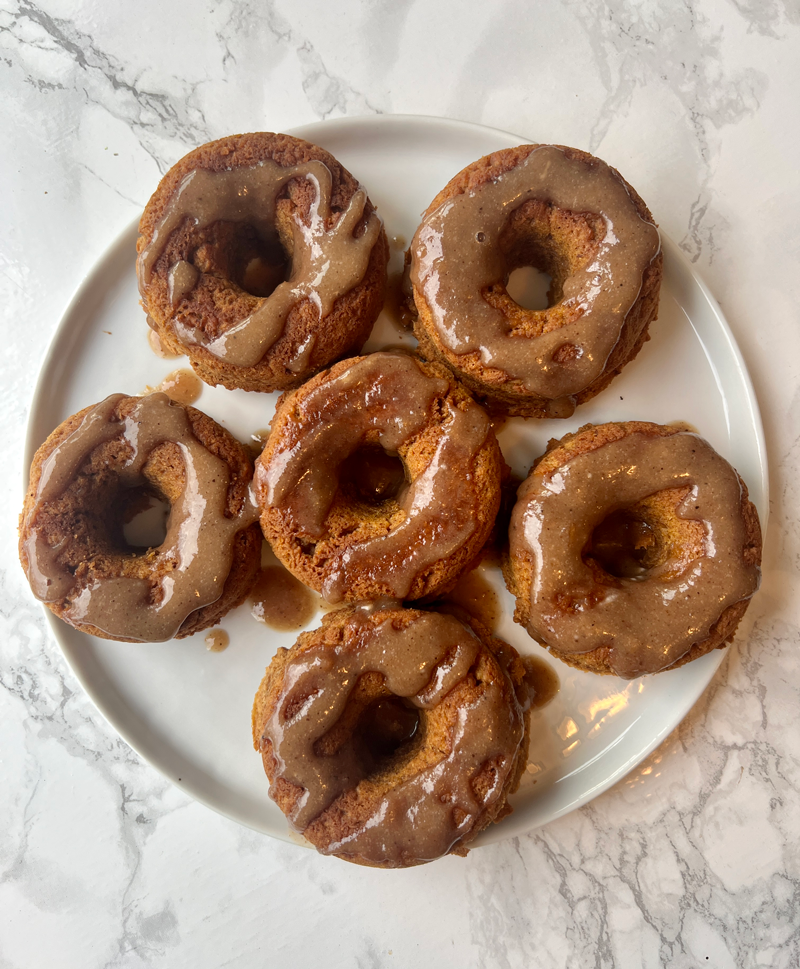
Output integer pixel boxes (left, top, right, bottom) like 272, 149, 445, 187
254, 351, 504, 603
251, 603, 528, 867
409, 145, 662, 418
19, 392, 261, 642
137, 132, 389, 393
504, 422, 762, 678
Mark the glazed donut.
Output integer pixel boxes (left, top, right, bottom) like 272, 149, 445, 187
137, 132, 389, 393
19, 393, 261, 642
410, 145, 662, 418
504, 422, 762, 678
252, 603, 528, 867
254, 351, 504, 602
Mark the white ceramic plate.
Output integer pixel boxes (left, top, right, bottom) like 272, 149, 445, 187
24, 116, 768, 847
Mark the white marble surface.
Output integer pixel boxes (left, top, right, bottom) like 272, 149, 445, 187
1, 1, 799, 965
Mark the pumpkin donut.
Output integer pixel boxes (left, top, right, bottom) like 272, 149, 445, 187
409, 144, 662, 418
504, 422, 762, 677
252, 603, 528, 867
137, 132, 389, 392
254, 351, 504, 603
19, 392, 261, 642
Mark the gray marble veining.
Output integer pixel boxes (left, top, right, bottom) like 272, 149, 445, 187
2, 1, 799, 966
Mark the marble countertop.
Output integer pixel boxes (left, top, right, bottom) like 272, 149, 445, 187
2, 1, 799, 966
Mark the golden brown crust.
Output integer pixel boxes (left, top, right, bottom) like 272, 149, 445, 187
19, 396, 261, 641
503, 421, 763, 675
251, 606, 528, 867
138, 132, 389, 393
411, 145, 663, 418
257, 354, 506, 602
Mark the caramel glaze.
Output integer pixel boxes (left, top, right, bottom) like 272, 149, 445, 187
383, 267, 416, 333
256, 352, 490, 602
667, 419, 699, 434
147, 327, 181, 359
508, 430, 761, 677
249, 565, 316, 631
250, 428, 271, 449
521, 656, 560, 709
21, 393, 258, 641
260, 604, 524, 865
138, 159, 382, 368
205, 629, 230, 652
410, 145, 660, 399
152, 368, 203, 405
439, 569, 502, 631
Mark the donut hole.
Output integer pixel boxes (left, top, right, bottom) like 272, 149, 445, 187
506, 266, 552, 311
484, 199, 607, 334
238, 245, 288, 298
497, 238, 563, 315
120, 487, 171, 550
48, 469, 174, 567
585, 508, 661, 579
191, 222, 289, 299
312, 673, 423, 777
357, 697, 420, 761
505, 198, 605, 299
584, 488, 708, 581
338, 446, 407, 507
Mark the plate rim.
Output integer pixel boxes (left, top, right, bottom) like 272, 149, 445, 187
22, 113, 770, 849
